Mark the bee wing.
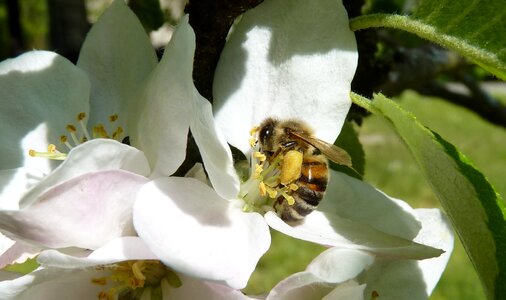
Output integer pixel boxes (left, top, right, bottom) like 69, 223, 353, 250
290, 132, 353, 167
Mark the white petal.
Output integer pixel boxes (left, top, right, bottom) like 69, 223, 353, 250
306, 248, 375, 283
134, 177, 270, 289
266, 249, 371, 300
164, 274, 255, 300
320, 171, 422, 240
0, 168, 45, 210
0, 170, 148, 249
130, 15, 195, 177
38, 237, 158, 268
266, 271, 335, 300
190, 92, 240, 199
19, 139, 150, 208
0, 267, 109, 300
265, 211, 443, 259
213, 0, 358, 154
77, 0, 157, 131
0, 51, 90, 173
362, 209, 454, 300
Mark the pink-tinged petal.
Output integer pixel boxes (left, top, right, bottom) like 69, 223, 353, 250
0, 51, 90, 173
363, 209, 454, 299
77, 0, 157, 131
134, 177, 270, 289
163, 274, 255, 300
0, 239, 40, 269
130, 15, 194, 177
321, 171, 421, 240
213, 0, 357, 154
0, 168, 45, 210
0, 267, 110, 300
19, 139, 150, 208
0, 170, 148, 249
190, 92, 240, 199
264, 211, 443, 259
38, 237, 158, 268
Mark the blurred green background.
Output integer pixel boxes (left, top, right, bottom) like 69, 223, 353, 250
1, 1, 505, 299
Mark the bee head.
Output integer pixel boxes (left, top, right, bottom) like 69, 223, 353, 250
258, 118, 278, 152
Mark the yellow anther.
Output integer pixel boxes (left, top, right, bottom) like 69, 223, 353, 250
249, 126, 259, 137
93, 124, 109, 138
289, 183, 299, 191
266, 186, 278, 199
47, 144, 57, 153
254, 163, 263, 178
259, 181, 267, 196
60, 135, 68, 143
109, 114, 119, 122
254, 151, 266, 162
282, 192, 295, 205
371, 290, 380, 299
112, 127, 124, 140
249, 137, 257, 148
28, 149, 36, 157
91, 277, 108, 286
66, 124, 77, 132
131, 261, 146, 282
77, 112, 87, 121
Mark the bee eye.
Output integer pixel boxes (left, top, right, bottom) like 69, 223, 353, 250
259, 122, 274, 145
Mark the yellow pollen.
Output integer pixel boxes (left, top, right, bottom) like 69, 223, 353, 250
259, 181, 267, 196
109, 114, 119, 122
254, 151, 266, 162
249, 137, 257, 148
77, 112, 87, 121
47, 144, 57, 153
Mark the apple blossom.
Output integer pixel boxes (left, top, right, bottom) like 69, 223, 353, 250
0, 237, 253, 300
133, 0, 446, 291
0, 0, 193, 266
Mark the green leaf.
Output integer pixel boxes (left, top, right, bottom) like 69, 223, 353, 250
331, 120, 365, 180
3, 258, 39, 274
351, 92, 506, 300
349, 1, 506, 80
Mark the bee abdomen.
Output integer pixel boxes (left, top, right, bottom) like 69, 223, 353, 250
277, 156, 328, 222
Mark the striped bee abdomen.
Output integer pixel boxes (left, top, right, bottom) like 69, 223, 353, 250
276, 155, 329, 222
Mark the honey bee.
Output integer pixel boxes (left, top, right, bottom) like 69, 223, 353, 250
257, 117, 352, 222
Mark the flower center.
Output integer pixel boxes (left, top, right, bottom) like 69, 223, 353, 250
92, 260, 181, 300
28, 112, 125, 160
238, 126, 298, 215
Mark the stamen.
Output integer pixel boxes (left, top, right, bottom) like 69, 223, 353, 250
266, 186, 278, 199
371, 290, 380, 299
91, 277, 108, 286
259, 181, 267, 196
60, 135, 73, 150
249, 137, 257, 148
281, 192, 295, 205
66, 124, 80, 145
111, 127, 124, 140
249, 126, 259, 137
289, 183, 299, 191
77, 112, 92, 141
28, 144, 67, 160
93, 124, 109, 138
254, 163, 263, 178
